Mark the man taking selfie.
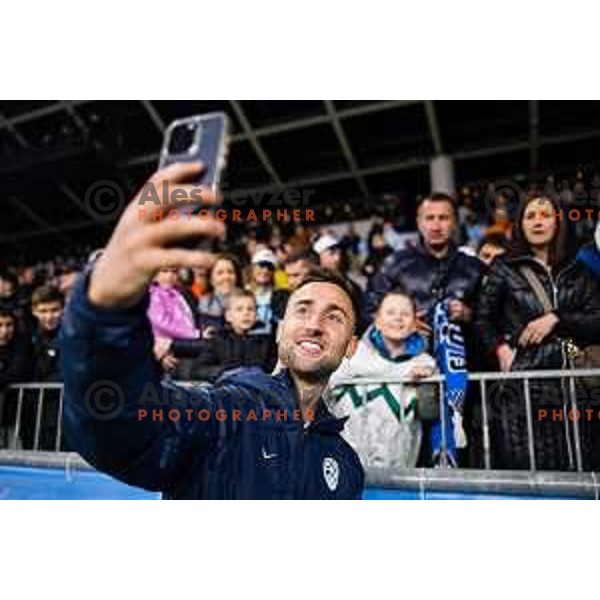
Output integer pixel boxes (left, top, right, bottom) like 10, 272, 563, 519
60, 162, 364, 500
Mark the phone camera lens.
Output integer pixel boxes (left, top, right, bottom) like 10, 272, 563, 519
168, 123, 196, 155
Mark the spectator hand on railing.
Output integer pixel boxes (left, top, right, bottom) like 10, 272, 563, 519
409, 365, 436, 380
496, 343, 515, 373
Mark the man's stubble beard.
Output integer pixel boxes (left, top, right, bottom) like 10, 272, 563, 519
424, 234, 452, 255
279, 344, 338, 384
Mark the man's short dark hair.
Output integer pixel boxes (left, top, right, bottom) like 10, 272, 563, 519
291, 267, 360, 329
283, 248, 318, 268
0, 306, 15, 321
416, 192, 458, 217
31, 285, 64, 308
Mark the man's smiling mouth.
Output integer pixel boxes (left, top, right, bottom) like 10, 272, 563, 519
296, 339, 324, 356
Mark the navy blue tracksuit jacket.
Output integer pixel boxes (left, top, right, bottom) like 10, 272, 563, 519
59, 272, 364, 499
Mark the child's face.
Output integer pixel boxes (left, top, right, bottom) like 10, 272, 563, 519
252, 264, 274, 287
374, 294, 417, 343
32, 301, 64, 333
225, 297, 257, 334
0, 316, 15, 347
155, 267, 179, 288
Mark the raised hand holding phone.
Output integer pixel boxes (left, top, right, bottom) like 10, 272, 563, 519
89, 162, 225, 310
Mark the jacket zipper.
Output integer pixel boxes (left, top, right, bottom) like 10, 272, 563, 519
294, 423, 309, 498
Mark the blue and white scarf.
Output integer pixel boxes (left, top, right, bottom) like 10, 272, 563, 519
431, 300, 468, 467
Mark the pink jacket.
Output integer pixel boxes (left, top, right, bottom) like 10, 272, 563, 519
148, 283, 199, 340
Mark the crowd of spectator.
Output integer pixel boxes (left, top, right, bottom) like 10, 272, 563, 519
2, 167, 600, 473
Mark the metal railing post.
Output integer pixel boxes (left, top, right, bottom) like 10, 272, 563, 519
33, 387, 45, 451
439, 380, 447, 467
55, 387, 65, 452
568, 375, 583, 472
479, 380, 491, 470
522, 379, 536, 471
11, 387, 24, 450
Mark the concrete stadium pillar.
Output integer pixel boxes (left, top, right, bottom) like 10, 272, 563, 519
430, 155, 455, 195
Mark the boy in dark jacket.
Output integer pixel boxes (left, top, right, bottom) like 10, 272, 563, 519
21, 286, 65, 450
172, 289, 277, 381
31, 285, 64, 382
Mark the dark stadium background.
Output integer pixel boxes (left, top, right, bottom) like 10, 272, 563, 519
2, 100, 600, 262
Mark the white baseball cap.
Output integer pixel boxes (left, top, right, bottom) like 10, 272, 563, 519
313, 234, 341, 255
251, 248, 277, 267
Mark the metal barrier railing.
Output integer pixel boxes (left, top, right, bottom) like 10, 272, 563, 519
330, 367, 600, 473
1, 383, 65, 452
2, 368, 600, 474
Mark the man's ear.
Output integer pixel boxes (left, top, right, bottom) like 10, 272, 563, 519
345, 335, 358, 359
275, 321, 283, 344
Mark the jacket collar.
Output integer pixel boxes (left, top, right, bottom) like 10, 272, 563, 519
416, 238, 458, 262
33, 325, 59, 344
504, 252, 577, 277
367, 325, 427, 362
273, 368, 348, 435
223, 320, 269, 338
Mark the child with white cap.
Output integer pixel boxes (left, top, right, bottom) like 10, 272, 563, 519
248, 248, 289, 335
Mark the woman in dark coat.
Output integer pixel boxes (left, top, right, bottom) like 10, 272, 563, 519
476, 193, 600, 471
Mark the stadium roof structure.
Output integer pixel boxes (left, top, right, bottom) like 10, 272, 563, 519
2, 100, 600, 254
